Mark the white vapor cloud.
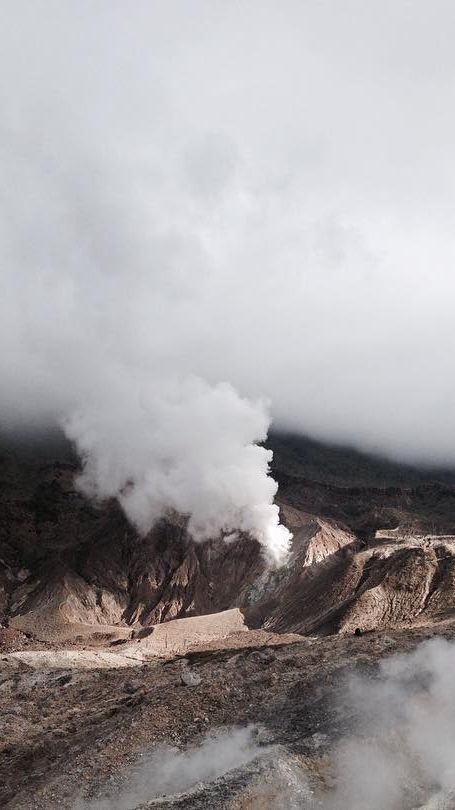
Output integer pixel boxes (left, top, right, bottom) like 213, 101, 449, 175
63, 378, 290, 564
325, 637, 455, 809
77, 725, 263, 809
2, 2, 455, 553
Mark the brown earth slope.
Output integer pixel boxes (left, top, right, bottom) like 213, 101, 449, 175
2, 431, 455, 642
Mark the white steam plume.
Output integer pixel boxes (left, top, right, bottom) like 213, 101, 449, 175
63, 378, 290, 565
325, 637, 455, 809
77, 725, 263, 810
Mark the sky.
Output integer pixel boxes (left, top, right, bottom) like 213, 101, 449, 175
1, 1, 455, 556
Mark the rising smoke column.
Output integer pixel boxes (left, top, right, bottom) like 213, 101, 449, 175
63, 376, 291, 565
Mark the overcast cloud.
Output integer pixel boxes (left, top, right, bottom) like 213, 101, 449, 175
1, 2, 455, 555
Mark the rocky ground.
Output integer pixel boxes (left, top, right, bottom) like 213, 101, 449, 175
3, 624, 454, 809
3, 431, 455, 808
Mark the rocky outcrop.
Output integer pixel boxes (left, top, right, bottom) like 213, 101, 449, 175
266, 534, 455, 636
9, 568, 129, 640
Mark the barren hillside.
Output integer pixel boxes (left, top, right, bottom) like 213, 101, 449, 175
3, 432, 455, 808
2, 431, 455, 643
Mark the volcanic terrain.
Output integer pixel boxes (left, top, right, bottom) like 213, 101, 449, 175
2, 431, 455, 808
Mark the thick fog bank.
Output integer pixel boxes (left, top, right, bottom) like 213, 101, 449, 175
2, 2, 455, 553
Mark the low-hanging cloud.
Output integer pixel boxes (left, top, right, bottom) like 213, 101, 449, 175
2, 2, 455, 556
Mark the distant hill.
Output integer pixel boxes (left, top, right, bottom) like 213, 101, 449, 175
267, 431, 455, 488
